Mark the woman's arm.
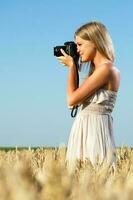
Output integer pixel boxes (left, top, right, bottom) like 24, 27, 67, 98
57, 49, 111, 107
67, 64, 110, 106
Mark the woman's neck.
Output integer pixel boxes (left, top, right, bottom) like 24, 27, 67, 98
93, 51, 111, 69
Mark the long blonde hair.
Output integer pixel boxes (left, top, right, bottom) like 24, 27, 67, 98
75, 21, 115, 74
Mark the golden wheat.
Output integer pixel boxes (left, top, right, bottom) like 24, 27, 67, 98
0, 146, 133, 200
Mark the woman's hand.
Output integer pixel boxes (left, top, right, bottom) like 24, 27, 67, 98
57, 49, 75, 68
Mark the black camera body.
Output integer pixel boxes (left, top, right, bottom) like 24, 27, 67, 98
54, 41, 79, 58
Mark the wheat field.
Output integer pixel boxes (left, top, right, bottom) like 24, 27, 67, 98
0, 146, 133, 200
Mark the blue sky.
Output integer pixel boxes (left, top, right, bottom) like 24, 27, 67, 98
0, 0, 133, 147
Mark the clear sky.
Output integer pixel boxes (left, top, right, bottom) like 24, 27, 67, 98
0, 0, 133, 147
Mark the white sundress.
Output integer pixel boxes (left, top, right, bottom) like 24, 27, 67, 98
65, 64, 117, 166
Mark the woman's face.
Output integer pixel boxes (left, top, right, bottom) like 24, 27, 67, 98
75, 36, 96, 62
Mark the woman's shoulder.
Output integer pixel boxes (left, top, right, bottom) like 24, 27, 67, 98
110, 65, 120, 78
108, 65, 120, 91
104, 62, 120, 76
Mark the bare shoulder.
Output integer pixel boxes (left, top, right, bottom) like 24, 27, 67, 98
104, 62, 120, 75
99, 63, 120, 91
108, 64, 120, 91
95, 62, 120, 79
110, 64, 120, 79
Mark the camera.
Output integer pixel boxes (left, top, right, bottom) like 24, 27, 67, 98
53, 41, 79, 58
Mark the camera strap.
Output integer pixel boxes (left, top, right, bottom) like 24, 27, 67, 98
71, 105, 79, 117
70, 56, 79, 118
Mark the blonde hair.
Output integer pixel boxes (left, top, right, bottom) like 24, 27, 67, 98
75, 21, 115, 62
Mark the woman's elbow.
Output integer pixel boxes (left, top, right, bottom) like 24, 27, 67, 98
67, 99, 73, 107
67, 97, 77, 107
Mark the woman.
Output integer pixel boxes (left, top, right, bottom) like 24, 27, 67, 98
57, 21, 120, 167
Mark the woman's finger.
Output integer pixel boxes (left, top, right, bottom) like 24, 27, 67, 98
57, 57, 65, 65
60, 49, 68, 57
57, 57, 64, 63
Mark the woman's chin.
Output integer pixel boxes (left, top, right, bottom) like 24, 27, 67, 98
81, 58, 88, 63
